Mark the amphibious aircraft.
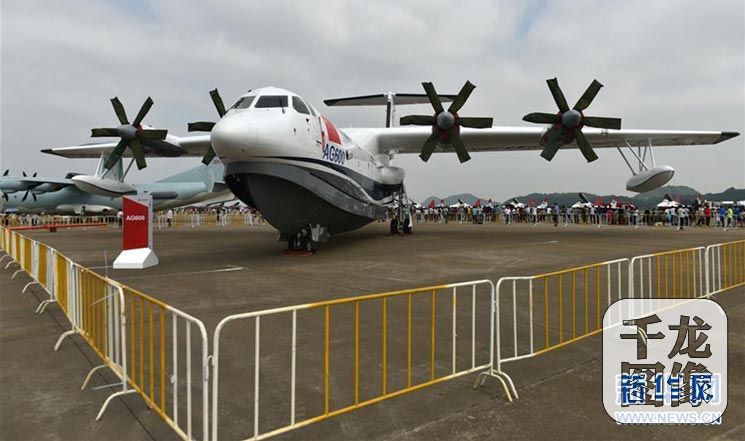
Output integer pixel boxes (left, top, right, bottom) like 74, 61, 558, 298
43, 79, 739, 250
0, 160, 230, 214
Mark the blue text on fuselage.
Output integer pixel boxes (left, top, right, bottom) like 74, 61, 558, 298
322, 144, 346, 165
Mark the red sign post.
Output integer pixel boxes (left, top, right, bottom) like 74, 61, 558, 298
113, 195, 158, 269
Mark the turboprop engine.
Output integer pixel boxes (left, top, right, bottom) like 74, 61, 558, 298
625, 165, 675, 193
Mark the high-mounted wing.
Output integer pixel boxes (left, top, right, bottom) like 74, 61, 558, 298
343, 126, 739, 156
42, 134, 213, 159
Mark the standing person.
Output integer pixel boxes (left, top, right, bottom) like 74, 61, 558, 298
704, 204, 711, 227
553, 203, 560, 226
677, 206, 685, 230
166, 208, 174, 227
725, 206, 734, 230
116, 210, 123, 228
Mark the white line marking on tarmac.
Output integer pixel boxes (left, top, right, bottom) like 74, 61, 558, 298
115, 266, 245, 280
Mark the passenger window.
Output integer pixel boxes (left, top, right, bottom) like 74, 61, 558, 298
255, 95, 288, 108
292, 96, 310, 115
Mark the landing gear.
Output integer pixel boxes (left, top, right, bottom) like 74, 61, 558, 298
283, 230, 313, 256
281, 224, 328, 256
390, 186, 413, 236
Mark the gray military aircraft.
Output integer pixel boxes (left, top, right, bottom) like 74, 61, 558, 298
0, 157, 231, 214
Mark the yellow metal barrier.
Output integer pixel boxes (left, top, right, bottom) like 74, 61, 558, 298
494, 258, 629, 369
630, 247, 707, 301
707, 239, 745, 294
212, 280, 494, 441
116, 284, 209, 441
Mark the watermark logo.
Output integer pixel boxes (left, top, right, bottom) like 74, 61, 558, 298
603, 299, 727, 424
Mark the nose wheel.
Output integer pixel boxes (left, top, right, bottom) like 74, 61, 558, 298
282, 226, 324, 256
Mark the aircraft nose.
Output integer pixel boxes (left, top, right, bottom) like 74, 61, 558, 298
210, 113, 259, 154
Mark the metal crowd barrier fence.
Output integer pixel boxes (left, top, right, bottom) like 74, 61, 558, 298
211, 280, 496, 441
706, 239, 745, 295
116, 285, 210, 441
478, 258, 628, 391
1, 227, 208, 441
629, 247, 706, 303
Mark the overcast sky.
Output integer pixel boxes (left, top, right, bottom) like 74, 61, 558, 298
1, 0, 743, 202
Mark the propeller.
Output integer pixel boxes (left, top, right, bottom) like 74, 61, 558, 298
21, 190, 37, 202
2, 170, 8, 177
399, 81, 493, 163
187, 89, 226, 165
90, 97, 168, 170
522, 78, 621, 162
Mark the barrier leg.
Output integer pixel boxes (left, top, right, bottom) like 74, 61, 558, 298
11, 269, 25, 279
54, 330, 78, 351
5, 260, 18, 269
35, 299, 56, 314
95, 389, 136, 421
22, 281, 39, 293
81, 364, 109, 390
473, 369, 515, 402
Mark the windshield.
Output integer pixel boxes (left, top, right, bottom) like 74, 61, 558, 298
254, 95, 289, 108
230, 96, 255, 110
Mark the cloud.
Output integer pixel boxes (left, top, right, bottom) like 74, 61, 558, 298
1, 0, 743, 202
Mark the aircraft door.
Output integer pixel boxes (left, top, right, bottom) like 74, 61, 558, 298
291, 96, 319, 149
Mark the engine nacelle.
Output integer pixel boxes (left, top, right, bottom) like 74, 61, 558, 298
72, 175, 136, 197
626, 165, 675, 193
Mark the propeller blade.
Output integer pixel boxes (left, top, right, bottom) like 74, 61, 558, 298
2, 192, 7, 201
522, 112, 561, 125
32, 172, 37, 177
129, 139, 147, 170
422, 82, 444, 113
91, 127, 120, 137
448, 81, 476, 113
546, 78, 570, 112
419, 133, 440, 162
400, 115, 435, 126
449, 128, 471, 163
540, 129, 566, 161
210, 89, 227, 117
3, 170, 9, 176
188, 121, 216, 132
139, 129, 168, 140
573, 79, 603, 111
22, 171, 26, 177
132, 97, 155, 127
583, 116, 622, 130
110, 97, 129, 125
32, 192, 37, 201
104, 139, 129, 170
201, 147, 217, 165
22, 191, 29, 202
458, 117, 493, 128
574, 130, 598, 162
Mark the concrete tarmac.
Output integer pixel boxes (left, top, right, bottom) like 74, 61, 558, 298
1, 221, 743, 440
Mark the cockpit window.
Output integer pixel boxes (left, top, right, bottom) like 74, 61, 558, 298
230, 96, 255, 110
254, 95, 288, 108
292, 96, 310, 115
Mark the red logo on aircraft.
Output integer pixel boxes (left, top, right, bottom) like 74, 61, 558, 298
321, 116, 341, 145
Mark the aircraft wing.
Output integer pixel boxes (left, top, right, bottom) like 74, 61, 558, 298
41, 135, 212, 159
343, 126, 740, 155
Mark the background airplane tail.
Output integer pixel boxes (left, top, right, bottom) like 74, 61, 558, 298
157, 159, 225, 192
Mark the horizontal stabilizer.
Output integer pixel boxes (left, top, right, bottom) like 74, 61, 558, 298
324, 93, 457, 107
